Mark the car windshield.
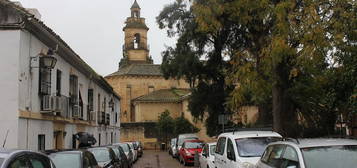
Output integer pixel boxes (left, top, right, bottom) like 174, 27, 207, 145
90, 149, 111, 162
119, 144, 130, 153
209, 145, 216, 155
185, 142, 203, 149
178, 137, 198, 146
235, 137, 281, 157
301, 145, 357, 168
50, 153, 81, 168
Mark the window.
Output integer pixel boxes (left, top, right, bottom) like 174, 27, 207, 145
103, 97, 107, 112
97, 94, 101, 112
38, 134, 45, 151
79, 90, 84, 119
98, 133, 101, 146
30, 155, 52, 168
56, 70, 62, 96
115, 112, 118, 123
281, 146, 299, 168
265, 145, 286, 167
9, 156, 28, 168
69, 75, 78, 103
134, 33, 140, 49
88, 89, 94, 120
227, 139, 236, 161
202, 144, 208, 156
69, 75, 78, 117
39, 67, 51, 95
111, 132, 113, 144
148, 86, 154, 93
215, 137, 226, 155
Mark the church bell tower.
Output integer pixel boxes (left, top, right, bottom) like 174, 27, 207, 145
119, 0, 153, 68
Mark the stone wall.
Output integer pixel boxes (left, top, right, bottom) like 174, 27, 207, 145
106, 75, 189, 123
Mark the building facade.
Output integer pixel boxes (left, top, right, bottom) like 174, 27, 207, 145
105, 1, 219, 149
0, 1, 120, 151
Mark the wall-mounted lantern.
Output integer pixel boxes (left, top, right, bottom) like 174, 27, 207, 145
40, 49, 57, 69
31, 48, 57, 69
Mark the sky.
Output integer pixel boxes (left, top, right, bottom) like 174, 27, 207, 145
17, 0, 176, 76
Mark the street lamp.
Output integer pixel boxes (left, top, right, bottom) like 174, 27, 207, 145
40, 49, 57, 69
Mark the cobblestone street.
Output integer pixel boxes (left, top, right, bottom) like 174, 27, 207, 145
133, 150, 193, 168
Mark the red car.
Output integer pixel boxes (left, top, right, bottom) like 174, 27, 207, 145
178, 139, 204, 166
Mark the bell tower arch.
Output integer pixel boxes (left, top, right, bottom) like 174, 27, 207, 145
119, 0, 153, 68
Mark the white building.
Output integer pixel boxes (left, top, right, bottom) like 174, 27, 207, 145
0, 1, 121, 151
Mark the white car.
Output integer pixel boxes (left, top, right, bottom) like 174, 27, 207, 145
256, 138, 357, 168
214, 129, 282, 168
199, 142, 216, 168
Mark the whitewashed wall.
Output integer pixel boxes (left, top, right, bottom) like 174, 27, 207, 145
0, 30, 20, 149
18, 119, 53, 150
17, 30, 120, 150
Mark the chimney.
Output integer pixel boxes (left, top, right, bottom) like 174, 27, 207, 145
11, 1, 42, 20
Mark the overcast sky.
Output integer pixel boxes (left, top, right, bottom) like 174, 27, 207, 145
17, 0, 176, 76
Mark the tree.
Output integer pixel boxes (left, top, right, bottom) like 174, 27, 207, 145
156, 110, 175, 145
158, 0, 357, 137
174, 115, 200, 135
192, 0, 357, 136
157, 0, 236, 136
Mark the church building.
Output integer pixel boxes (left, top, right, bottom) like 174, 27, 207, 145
105, 0, 208, 148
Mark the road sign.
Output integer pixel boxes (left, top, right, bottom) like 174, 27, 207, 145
218, 114, 228, 125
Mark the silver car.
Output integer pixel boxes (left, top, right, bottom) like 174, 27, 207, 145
0, 148, 56, 168
256, 138, 357, 168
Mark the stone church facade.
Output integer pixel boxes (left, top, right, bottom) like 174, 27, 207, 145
105, 0, 206, 148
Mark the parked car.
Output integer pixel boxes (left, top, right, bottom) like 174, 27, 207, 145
178, 139, 204, 166
175, 133, 199, 158
49, 150, 99, 168
108, 145, 131, 168
199, 142, 216, 168
214, 129, 282, 168
256, 138, 357, 168
87, 147, 121, 168
168, 138, 177, 157
113, 143, 133, 167
0, 149, 55, 168
126, 142, 137, 162
133, 141, 143, 157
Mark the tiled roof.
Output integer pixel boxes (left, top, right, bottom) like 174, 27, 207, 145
131, 0, 141, 9
133, 88, 191, 103
106, 64, 162, 77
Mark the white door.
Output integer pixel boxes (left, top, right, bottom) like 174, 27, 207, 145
214, 137, 226, 168
224, 138, 238, 168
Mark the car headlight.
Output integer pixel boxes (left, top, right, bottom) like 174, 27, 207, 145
185, 151, 192, 156
242, 162, 255, 168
